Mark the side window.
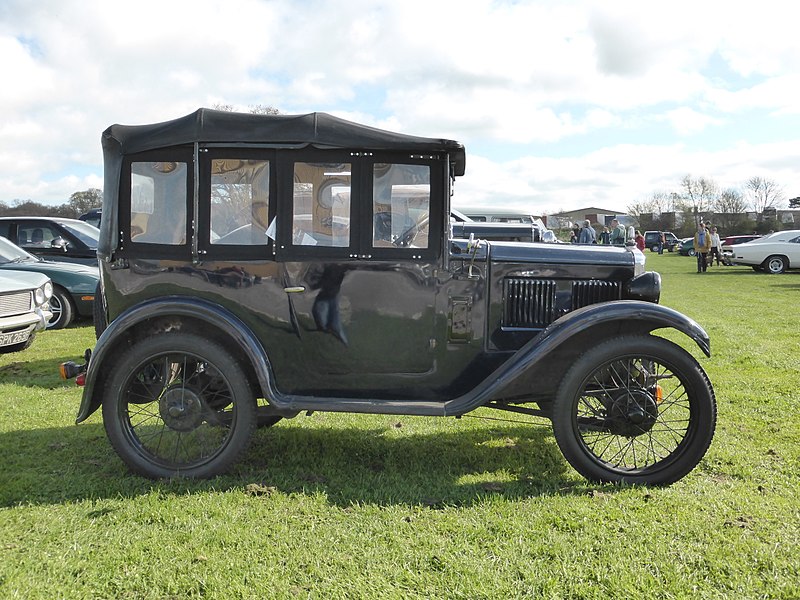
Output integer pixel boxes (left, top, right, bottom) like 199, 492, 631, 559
292, 163, 351, 247
210, 159, 270, 245
19, 223, 60, 248
130, 161, 188, 245
372, 163, 430, 249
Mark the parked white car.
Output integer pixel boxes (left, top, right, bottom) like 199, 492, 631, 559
732, 229, 800, 274
0, 271, 53, 353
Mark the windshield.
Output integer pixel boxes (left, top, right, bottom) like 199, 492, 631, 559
57, 219, 100, 249
0, 236, 38, 263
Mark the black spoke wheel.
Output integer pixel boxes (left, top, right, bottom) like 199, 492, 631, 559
102, 332, 257, 479
552, 335, 716, 485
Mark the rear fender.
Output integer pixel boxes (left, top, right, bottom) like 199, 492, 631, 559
75, 297, 277, 423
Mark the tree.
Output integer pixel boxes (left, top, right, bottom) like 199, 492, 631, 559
68, 188, 102, 217
745, 176, 784, 214
212, 103, 281, 115
790, 197, 800, 208
681, 175, 717, 228
711, 188, 750, 232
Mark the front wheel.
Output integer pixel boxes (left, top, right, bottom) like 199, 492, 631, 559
102, 332, 257, 479
552, 335, 716, 485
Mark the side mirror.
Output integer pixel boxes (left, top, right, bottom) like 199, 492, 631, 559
51, 237, 69, 251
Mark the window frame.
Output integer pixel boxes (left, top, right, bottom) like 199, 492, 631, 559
117, 146, 194, 260
275, 150, 360, 261
197, 147, 276, 261
360, 153, 444, 262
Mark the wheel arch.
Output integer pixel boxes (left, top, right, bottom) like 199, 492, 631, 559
76, 296, 276, 424
453, 301, 711, 415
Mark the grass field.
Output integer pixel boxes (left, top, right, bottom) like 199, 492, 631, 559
1, 252, 798, 599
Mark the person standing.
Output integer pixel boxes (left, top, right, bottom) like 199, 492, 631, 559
709, 226, 723, 266
635, 230, 645, 251
609, 219, 626, 246
578, 219, 596, 244
693, 223, 712, 273
658, 231, 666, 254
600, 227, 610, 245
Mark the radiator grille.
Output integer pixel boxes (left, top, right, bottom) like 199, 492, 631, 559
503, 279, 556, 327
571, 280, 622, 309
503, 278, 623, 328
0, 291, 33, 318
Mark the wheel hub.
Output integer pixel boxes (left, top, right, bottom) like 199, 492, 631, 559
159, 385, 204, 432
606, 389, 659, 437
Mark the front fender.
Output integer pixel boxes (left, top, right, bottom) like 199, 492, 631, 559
75, 296, 276, 423
442, 300, 710, 416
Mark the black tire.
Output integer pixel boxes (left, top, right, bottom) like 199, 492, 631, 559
752, 265, 764, 272
763, 255, 787, 275
688, 248, 696, 257
47, 286, 74, 329
552, 335, 716, 485
92, 281, 107, 339
650, 245, 659, 253
102, 332, 257, 479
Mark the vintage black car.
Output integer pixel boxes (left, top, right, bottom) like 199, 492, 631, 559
64, 108, 716, 485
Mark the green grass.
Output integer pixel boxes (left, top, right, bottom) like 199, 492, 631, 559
1, 253, 799, 599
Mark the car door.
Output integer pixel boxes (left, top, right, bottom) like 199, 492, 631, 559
274, 153, 444, 396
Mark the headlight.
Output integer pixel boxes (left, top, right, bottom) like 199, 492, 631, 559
34, 282, 53, 306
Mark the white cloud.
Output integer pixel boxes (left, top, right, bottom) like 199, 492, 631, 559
1, 0, 799, 206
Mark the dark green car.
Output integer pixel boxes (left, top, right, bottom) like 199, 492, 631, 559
678, 237, 696, 256
0, 236, 98, 329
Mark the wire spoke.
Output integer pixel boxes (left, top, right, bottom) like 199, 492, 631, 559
576, 354, 693, 472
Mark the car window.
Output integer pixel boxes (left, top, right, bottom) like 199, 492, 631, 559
129, 161, 188, 245
59, 220, 99, 248
18, 222, 61, 249
292, 162, 351, 248
372, 163, 430, 249
210, 159, 270, 245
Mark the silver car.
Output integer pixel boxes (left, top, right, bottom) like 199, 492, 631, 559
0, 271, 53, 353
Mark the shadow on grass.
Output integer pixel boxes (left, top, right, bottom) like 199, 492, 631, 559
0, 417, 594, 509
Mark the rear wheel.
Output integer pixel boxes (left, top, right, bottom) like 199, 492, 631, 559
102, 332, 257, 479
552, 335, 716, 485
763, 255, 787, 274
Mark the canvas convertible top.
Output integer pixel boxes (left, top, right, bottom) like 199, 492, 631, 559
102, 108, 465, 175
99, 108, 465, 259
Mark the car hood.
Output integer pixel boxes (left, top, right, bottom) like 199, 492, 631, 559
0, 259, 99, 278
0, 269, 50, 291
488, 241, 635, 268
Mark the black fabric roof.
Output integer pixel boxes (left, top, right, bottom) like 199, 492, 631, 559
102, 108, 466, 176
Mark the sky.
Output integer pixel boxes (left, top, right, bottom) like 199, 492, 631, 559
2, 0, 800, 215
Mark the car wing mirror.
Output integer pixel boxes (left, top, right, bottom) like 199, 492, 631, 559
51, 236, 69, 251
